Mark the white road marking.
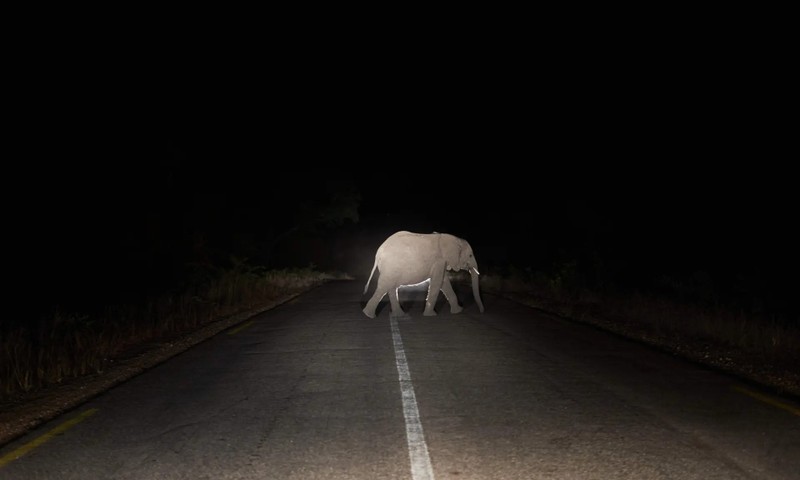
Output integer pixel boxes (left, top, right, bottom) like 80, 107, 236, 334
390, 317, 435, 480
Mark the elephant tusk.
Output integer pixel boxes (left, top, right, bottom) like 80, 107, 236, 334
472, 267, 480, 275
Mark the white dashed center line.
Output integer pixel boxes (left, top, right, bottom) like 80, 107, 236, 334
390, 317, 435, 480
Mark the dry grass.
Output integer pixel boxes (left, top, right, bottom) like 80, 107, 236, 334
479, 271, 800, 395
5, 264, 796, 401
0, 266, 338, 400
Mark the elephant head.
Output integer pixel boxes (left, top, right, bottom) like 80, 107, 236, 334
362, 231, 485, 318
441, 234, 485, 313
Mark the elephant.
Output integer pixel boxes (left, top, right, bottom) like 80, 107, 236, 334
362, 231, 485, 318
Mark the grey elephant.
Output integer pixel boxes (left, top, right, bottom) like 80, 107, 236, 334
362, 231, 485, 318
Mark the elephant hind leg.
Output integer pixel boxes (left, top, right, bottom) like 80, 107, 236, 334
388, 287, 409, 318
363, 291, 386, 318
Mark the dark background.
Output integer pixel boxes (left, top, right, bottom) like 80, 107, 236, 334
9, 48, 796, 324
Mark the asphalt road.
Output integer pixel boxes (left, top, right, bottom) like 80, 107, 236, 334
1, 280, 798, 479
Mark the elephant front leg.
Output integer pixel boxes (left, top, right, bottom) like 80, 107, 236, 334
424, 266, 445, 316
441, 275, 463, 314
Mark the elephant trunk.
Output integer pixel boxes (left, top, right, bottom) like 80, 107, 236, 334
470, 267, 485, 313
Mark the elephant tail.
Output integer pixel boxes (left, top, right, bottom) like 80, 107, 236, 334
364, 260, 378, 294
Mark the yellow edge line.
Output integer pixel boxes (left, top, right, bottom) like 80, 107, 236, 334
0, 408, 98, 468
227, 320, 254, 335
732, 385, 800, 417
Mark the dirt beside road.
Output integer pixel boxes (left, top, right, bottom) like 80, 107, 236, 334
501, 292, 800, 401
0, 294, 302, 447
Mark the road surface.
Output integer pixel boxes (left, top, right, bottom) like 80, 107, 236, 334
1, 280, 798, 479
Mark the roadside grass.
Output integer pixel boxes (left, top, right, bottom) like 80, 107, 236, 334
0, 265, 342, 401
476, 269, 800, 393
5, 262, 797, 402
